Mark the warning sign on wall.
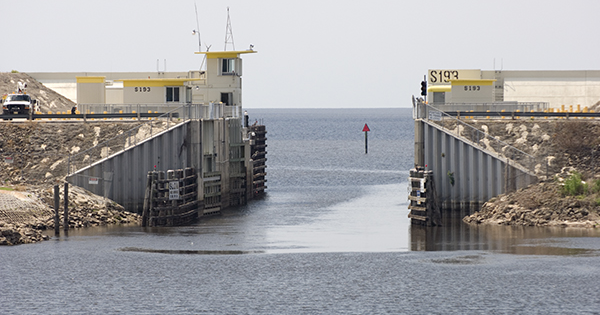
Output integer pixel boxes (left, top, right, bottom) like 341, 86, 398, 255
169, 181, 180, 200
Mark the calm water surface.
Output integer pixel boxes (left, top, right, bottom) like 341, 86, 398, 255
2, 108, 600, 314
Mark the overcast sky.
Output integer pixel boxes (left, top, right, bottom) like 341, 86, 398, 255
2, 0, 599, 108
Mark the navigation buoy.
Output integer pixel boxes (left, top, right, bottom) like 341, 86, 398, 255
363, 124, 370, 154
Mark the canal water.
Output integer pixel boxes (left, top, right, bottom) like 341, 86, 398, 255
2, 108, 600, 314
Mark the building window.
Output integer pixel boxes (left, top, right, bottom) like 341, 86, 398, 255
221, 59, 235, 75
221, 92, 233, 105
166, 87, 180, 102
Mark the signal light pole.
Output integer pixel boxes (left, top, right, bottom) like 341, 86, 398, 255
420, 75, 427, 102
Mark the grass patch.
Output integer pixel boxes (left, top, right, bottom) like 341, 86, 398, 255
562, 172, 585, 196
0, 186, 14, 191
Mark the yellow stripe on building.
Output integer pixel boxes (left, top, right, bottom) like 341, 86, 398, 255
195, 50, 258, 59
76, 76, 105, 83
428, 85, 451, 92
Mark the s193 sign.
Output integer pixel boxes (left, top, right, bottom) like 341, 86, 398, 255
428, 69, 482, 84
429, 70, 458, 83
134, 87, 151, 92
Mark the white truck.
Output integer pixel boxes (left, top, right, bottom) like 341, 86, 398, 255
1, 82, 37, 119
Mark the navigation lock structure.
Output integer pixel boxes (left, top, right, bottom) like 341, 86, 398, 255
409, 69, 600, 226
2, 46, 266, 227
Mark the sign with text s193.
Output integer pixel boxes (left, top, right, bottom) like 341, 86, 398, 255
428, 69, 481, 85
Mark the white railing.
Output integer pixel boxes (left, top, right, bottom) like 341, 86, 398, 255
413, 97, 538, 175
77, 103, 242, 120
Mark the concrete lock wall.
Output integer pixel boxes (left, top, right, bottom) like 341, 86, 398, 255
418, 119, 537, 210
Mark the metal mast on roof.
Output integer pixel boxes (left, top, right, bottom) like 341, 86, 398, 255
192, 1, 202, 52
224, 7, 235, 51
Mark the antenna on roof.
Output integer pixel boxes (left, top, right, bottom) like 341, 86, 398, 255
224, 7, 235, 51
192, 1, 202, 52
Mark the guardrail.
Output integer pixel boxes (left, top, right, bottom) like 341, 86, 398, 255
1, 112, 179, 120
1, 103, 242, 121
428, 102, 549, 113
430, 110, 600, 119
77, 103, 242, 120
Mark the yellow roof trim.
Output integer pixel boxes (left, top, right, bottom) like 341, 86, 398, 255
450, 79, 496, 86
195, 50, 258, 59
115, 78, 204, 87
428, 85, 451, 92
77, 76, 105, 83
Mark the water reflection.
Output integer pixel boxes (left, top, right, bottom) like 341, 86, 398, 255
410, 211, 600, 255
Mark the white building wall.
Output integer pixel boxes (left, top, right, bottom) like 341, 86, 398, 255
42, 82, 77, 102
77, 82, 105, 104
451, 84, 494, 103
28, 72, 189, 103
497, 70, 600, 109
205, 58, 242, 105
122, 86, 167, 104
106, 83, 124, 104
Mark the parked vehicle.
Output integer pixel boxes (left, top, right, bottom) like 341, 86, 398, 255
1, 82, 37, 119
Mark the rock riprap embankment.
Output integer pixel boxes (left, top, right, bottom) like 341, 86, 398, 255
463, 182, 600, 228
0, 185, 139, 245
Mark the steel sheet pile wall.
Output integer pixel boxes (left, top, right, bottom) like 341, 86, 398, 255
67, 117, 263, 217
68, 121, 192, 213
420, 120, 537, 211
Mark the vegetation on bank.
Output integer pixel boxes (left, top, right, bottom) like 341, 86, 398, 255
560, 172, 600, 206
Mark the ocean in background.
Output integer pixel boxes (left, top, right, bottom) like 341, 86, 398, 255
2, 108, 600, 314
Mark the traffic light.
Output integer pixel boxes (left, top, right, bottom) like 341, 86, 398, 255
420, 80, 427, 96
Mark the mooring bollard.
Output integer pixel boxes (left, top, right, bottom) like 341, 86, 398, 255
63, 182, 69, 232
54, 185, 60, 236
